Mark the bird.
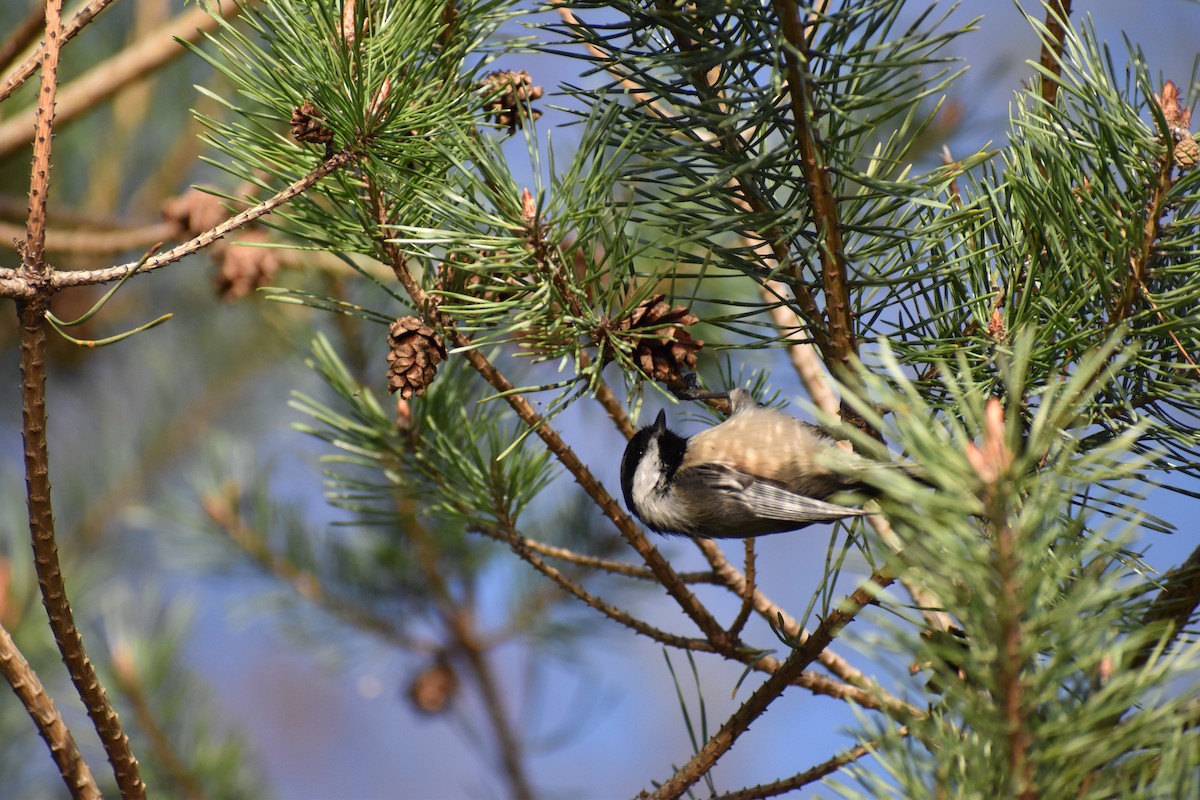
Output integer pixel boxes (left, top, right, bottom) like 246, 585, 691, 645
620, 388, 880, 538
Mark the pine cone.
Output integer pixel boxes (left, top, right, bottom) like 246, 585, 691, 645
479, 70, 543, 134
1173, 130, 1199, 171
387, 317, 448, 397
406, 658, 458, 715
619, 294, 703, 384
291, 101, 334, 144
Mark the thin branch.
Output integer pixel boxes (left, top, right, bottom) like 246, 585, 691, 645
0, 0, 117, 103
474, 517, 718, 652
483, 519, 913, 713
518, 536, 718, 584
0, 2, 245, 158
0, 621, 100, 800
1132, 542, 1200, 670
695, 539, 867, 687
0, 2, 47, 78
0, 219, 176, 256
368, 184, 732, 651
47, 149, 353, 290
712, 730, 904, 800
727, 539, 756, 639
18, 1, 145, 796
772, 1, 861, 411
1037, 0, 1072, 108
648, 567, 896, 800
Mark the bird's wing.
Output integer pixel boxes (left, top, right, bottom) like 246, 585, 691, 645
685, 465, 870, 525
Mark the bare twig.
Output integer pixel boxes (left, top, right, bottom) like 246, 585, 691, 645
712, 729, 905, 800
727, 539, 756, 639
0, 2, 47, 78
0, 622, 100, 800
36, 149, 352, 291
0, 3, 245, 157
0, 0, 117, 103
694, 539, 867, 687
518, 537, 717, 584
17, 2, 145, 796
648, 567, 896, 799
476, 517, 718, 652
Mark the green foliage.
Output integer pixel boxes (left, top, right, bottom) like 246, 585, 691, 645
187, 0, 517, 256
891, 12, 1200, 479
830, 341, 1200, 798
10, 0, 1186, 796
550, 0, 980, 339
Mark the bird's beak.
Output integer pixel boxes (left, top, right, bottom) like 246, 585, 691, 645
653, 409, 667, 431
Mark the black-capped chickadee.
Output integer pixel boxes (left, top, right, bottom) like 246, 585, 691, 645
620, 389, 878, 538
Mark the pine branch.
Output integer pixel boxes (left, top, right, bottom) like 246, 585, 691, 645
647, 567, 896, 800
0, 0, 116, 103
0, 2, 246, 158
0, 622, 99, 800
16, 1, 145, 795
712, 730, 904, 800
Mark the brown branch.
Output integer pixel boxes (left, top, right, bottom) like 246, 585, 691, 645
475, 517, 718, 652
0, 2, 47, 78
0, 0, 116, 103
1037, 0, 1072, 108
695, 539, 865, 686
46, 149, 354, 290
485, 518, 909, 712
518, 537, 718, 584
368, 186, 731, 651
648, 567, 896, 800
18, 199, 148, 800
0, 219, 176, 256
1132, 542, 1200, 671
712, 730, 904, 800
727, 539, 756, 639
773, 1, 859, 400
18, 1, 145, 796
0, 621, 100, 800
0, 3, 245, 158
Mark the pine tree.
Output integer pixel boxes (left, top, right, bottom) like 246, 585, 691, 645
2, 0, 1199, 797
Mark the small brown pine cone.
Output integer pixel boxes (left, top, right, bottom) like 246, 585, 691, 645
406, 659, 458, 715
619, 294, 703, 384
479, 70, 544, 134
387, 317, 448, 397
291, 101, 334, 144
